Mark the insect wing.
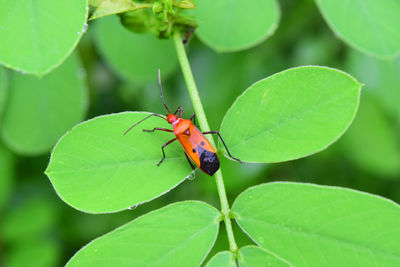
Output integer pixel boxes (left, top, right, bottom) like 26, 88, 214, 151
177, 125, 219, 175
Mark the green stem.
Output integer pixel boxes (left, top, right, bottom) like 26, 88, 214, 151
173, 31, 238, 253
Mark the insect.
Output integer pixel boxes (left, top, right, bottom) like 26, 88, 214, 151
183, 28, 195, 44
124, 70, 241, 176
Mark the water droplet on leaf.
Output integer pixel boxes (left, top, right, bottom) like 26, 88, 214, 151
82, 22, 88, 33
187, 172, 196, 180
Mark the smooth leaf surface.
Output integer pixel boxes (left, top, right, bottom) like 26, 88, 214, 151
0, 66, 8, 119
347, 50, 400, 121
45, 112, 192, 213
1, 53, 87, 155
0, 143, 14, 210
205, 251, 236, 267
315, 0, 400, 58
232, 182, 400, 266
340, 94, 400, 177
220, 66, 361, 163
0, 0, 88, 75
67, 201, 220, 266
238, 246, 292, 267
193, 0, 280, 52
94, 16, 177, 83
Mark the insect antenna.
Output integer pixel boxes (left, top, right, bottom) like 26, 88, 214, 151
158, 69, 172, 114
123, 113, 166, 135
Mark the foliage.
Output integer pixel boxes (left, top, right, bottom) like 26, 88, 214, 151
0, 0, 399, 266
67, 201, 220, 266
220, 66, 360, 162
46, 112, 192, 213
192, 0, 280, 52
315, 0, 400, 59
1, 54, 87, 155
0, 0, 88, 75
94, 15, 178, 83
232, 182, 400, 266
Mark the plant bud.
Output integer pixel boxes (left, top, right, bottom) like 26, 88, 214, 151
175, 0, 195, 9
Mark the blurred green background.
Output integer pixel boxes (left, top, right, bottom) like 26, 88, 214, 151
1, 0, 400, 266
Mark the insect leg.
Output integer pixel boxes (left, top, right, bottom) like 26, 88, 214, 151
143, 128, 173, 133
174, 106, 183, 118
202, 131, 242, 163
157, 138, 177, 166
184, 152, 195, 170
190, 113, 197, 127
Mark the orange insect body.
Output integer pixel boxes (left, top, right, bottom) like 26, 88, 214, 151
169, 116, 219, 175
124, 70, 240, 176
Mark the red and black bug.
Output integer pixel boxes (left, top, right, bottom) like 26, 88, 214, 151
124, 70, 241, 176
183, 28, 195, 44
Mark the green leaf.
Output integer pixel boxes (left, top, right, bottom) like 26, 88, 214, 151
1, 197, 58, 242
340, 94, 400, 177
0, 66, 8, 119
89, 0, 103, 7
232, 182, 400, 266
4, 239, 61, 267
0, 0, 88, 75
0, 143, 14, 210
347, 49, 400, 121
94, 15, 177, 84
315, 0, 400, 58
67, 201, 220, 266
1, 53, 87, 155
205, 251, 236, 267
90, 0, 151, 20
220, 66, 361, 163
45, 112, 193, 213
193, 0, 280, 52
238, 246, 292, 267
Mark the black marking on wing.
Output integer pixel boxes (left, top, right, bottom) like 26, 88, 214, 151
200, 141, 205, 146
197, 145, 219, 176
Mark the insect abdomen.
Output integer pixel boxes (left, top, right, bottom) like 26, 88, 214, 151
199, 150, 219, 176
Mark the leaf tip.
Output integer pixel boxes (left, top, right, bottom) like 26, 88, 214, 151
44, 162, 54, 177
